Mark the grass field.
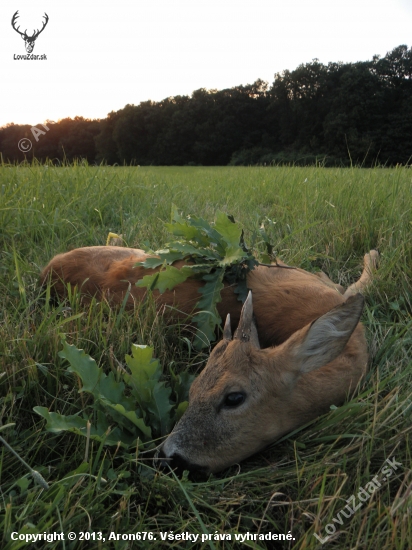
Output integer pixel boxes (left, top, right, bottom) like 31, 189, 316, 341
0, 164, 411, 549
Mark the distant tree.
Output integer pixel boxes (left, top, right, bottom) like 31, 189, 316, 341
0, 118, 101, 163
267, 46, 412, 165
191, 82, 270, 165
111, 101, 173, 164
372, 45, 412, 163
153, 96, 194, 165
2, 45, 412, 166
0, 123, 30, 162
323, 62, 384, 162
269, 60, 333, 151
56, 117, 101, 162
95, 111, 122, 164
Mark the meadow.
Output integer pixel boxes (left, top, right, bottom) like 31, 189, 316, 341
0, 163, 411, 549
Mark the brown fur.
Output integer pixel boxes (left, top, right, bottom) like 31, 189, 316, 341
41, 246, 378, 473
40, 247, 378, 347
159, 294, 369, 473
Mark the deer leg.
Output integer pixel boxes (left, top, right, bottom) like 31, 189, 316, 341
344, 250, 379, 298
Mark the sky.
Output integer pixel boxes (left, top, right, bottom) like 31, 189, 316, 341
1, 0, 412, 127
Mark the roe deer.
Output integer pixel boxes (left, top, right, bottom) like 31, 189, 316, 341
41, 247, 378, 473
40, 247, 378, 349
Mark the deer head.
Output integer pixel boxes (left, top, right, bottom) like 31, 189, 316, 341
157, 291, 366, 474
12, 11, 49, 53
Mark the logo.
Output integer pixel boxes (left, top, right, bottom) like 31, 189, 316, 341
17, 125, 50, 154
11, 10, 49, 53
18, 138, 32, 153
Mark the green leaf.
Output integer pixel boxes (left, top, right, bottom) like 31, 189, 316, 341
59, 341, 125, 403
37, 340, 193, 448
135, 208, 265, 348
175, 401, 189, 422
234, 279, 250, 303
159, 250, 188, 264
124, 344, 163, 406
102, 400, 152, 439
166, 205, 202, 240
135, 257, 164, 269
125, 344, 162, 383
171, 204, 183, 222
165, 222, 202, 241
124, 345, 174, 434
169, 205, 217, 247
97, 372, 126, 403
136, 265, 192, 293
261, 253, 272, 264
136, 249, 185, 269
165, 213, 202, 240
147, 382, 173, 435
214, 211, 242, 248
34, 406, 88, 433
196, 269, 225, 314
168, 242, 220, 261
34, 406, 137, 447
171, 370, 196, 404
219, 245, 245, 266
188, 215, 223, 248
58, 342, 99, 393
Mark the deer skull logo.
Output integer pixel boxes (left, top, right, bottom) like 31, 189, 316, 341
12, 11, 49, 53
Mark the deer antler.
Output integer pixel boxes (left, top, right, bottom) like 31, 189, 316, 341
32, 13, 49, 40
11, 11, 49, 40
11, 11, 25, 37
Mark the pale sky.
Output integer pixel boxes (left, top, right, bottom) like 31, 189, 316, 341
1, 0, 411, 127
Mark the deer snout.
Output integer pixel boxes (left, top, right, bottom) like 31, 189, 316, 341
156, 447, 207, 476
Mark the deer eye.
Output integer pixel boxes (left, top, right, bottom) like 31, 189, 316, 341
224, 392, 246, 408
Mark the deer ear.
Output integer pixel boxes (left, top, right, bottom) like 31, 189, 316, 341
290, 294, 364, 375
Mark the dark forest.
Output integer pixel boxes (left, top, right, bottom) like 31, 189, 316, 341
2, 45, 411, 166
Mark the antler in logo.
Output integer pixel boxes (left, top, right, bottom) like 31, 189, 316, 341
12, 11, 49, 53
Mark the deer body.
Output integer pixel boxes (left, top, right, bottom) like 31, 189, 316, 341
40, 246, 376, 347
41, 246, 378, 473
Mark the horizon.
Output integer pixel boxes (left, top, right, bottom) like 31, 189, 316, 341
1, 0, 412, 128
0, 42, 410, 130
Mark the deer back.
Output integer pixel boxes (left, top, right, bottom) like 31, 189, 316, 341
41, 246, 346, 347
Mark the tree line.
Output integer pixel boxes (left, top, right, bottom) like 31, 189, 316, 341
1, 45, 411, 166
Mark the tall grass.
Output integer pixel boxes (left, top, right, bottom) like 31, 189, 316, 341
0, 163, 411, 549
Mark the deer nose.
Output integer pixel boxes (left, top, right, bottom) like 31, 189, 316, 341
156, 448, 173, 471
156, 449, 206, 475
156, 448, 191, 472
